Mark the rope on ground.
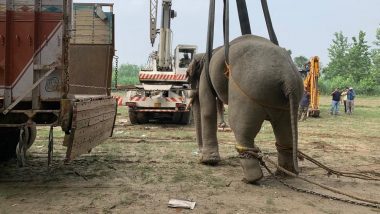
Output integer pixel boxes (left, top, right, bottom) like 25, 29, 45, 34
261, 163, 380, 209
245, 150, 380, 208
298, 150, 380, 181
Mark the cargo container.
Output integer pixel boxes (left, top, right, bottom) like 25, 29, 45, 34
0, 0, 117, 166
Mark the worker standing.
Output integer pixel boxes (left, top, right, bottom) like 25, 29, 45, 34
341, 87, 349, 113
298, 91, 310, 121
330, 88, 341, 115
346, 87, 356, 115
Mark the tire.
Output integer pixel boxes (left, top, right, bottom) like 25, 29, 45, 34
129, 109, 139, 125
0, 127, 20, 161
172, 112, 182, 123
179, 112, 191, 125
137, 112, 149, 124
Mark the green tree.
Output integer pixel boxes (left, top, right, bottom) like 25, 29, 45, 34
293, 55, 308, 69
371, 27, 380, 83
323, 32, 350, 80
346, 31, 371, 83
112, 63, 141, 87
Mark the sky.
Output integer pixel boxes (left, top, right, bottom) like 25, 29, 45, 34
75, 0, 380, 66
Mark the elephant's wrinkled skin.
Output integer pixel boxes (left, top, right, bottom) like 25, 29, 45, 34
187, 35, 304, 183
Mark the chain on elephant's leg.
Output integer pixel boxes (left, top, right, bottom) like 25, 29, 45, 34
269, 110, 299, 176
236, 145, 263, 184
229, 100, 266, 183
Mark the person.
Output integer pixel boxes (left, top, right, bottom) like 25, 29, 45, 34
341, 87, 349, 113
298, 90, 310, 121
179, 53, 191, 68
346, 87, 356, 115
330, 88, 341, 115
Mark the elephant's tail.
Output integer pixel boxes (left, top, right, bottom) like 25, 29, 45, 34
289, 93, 299, 174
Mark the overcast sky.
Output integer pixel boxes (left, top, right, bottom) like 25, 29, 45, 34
75, 0, 380, 66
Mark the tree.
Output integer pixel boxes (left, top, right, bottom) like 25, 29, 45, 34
293, 55, 308, 69
371, 27, 380, 83
112, 63, 141, 87
323, 32, 350, 80
346, 31, 371, 83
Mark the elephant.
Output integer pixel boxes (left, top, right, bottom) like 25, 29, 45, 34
186, 34, 304, 183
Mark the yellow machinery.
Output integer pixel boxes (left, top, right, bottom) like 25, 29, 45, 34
303, 56, 320, 117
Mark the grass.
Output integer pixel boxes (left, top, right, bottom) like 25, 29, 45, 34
2, 95, 379, 213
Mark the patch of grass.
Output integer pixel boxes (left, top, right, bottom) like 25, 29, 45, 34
120, 194, 137, 206
172, 168, 186, 183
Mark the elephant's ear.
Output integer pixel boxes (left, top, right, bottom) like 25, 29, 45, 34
186, 54, 205, 85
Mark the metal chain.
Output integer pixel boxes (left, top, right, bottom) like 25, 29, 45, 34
113, 55, 119, 89
261, 163, 380, 209
63, 0, 70, 97
238, 151, 380, 209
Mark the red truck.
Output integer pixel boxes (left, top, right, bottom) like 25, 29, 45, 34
0, 0, 117, 166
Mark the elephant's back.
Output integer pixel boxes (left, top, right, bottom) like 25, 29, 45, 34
228, 35, 301, 107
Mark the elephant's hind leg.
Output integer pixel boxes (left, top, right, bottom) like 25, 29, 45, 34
199, 74, 220, 165
229, 96, 267, 183
267, 109, 298, 175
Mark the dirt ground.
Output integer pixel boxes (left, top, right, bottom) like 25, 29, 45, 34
0, 96, 379, 214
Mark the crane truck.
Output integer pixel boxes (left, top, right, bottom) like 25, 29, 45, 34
125, 0, 196, 124
302, 56, 320, 117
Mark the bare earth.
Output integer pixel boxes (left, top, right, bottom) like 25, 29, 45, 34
1, 96, 379, 214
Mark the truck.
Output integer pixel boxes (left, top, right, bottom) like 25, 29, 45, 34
125, 0, 196, 124
0, 0, 117, 166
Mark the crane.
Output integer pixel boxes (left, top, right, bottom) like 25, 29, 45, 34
125, 0, 197, 124
303, 56, 320, 117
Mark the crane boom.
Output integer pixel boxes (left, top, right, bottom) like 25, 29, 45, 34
150, 0, 158, 46
157, 0, 176, 69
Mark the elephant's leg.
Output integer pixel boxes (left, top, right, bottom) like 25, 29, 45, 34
268, 109, 298, 174
216, 98, 227, 128
199, 75, 220, 164
192, 95, 203, 152
229, 95, 267, 183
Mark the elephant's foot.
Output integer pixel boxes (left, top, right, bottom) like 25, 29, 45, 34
276, 152, 299, 177
200, 150, 220, 165
239, 156, 263, 184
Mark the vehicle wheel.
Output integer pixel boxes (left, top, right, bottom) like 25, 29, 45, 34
137, 112, 149, 124
0, 127, 20, 161
172, 112, 182, 123
129, 109, 139, 124
179, 112, 191, 125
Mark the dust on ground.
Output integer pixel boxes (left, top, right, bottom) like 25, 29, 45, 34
1, 97, 379, 214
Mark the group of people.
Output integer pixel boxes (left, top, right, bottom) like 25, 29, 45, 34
298, 86, 356, 121
330, 87, 356, 115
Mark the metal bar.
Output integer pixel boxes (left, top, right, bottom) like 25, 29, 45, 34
2, 67, 56, 115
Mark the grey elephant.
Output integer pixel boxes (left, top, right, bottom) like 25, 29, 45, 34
187, 34, 303, 183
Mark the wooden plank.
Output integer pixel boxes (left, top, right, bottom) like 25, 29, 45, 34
65, 118, 114, 160
75, 111, 115, 129
72, 38, 112, 44
75, 97, 115, 111
74, 29, 111, 35
74, 104, 115, 121
75, 104, 115, 120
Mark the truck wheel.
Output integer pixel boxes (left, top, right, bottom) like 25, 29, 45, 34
179, 112, 191, 125
129, 109, 139, 125
137, 112, 149, 124
172, 112, 182, 123
0, 128, 20, 161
